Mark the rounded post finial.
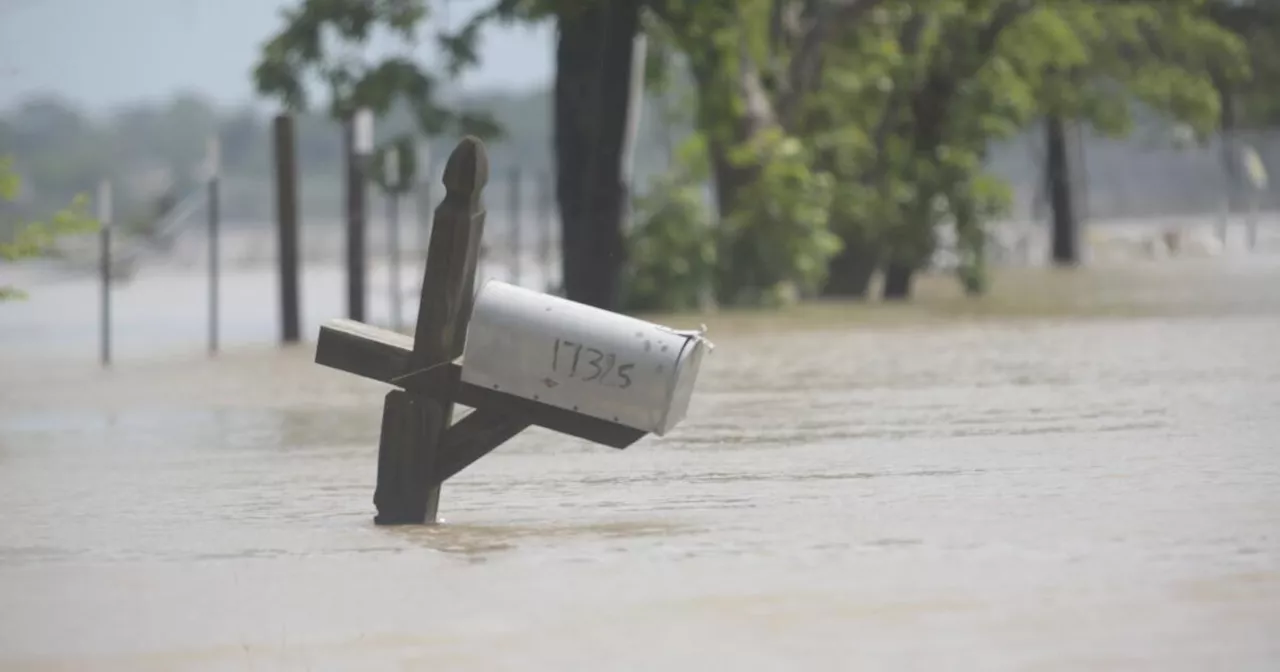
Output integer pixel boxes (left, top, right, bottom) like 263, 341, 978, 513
441, 136, 489, 199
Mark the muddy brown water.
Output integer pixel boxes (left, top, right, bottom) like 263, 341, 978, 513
2, 257, 1279, 670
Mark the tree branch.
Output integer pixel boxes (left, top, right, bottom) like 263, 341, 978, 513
780, 0, 889, 128
873, 13, 928, 161
909, 0, 1033, 156
974, 0, 1034, 61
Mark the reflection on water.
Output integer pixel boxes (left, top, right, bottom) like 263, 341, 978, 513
2, 260, 1280, 670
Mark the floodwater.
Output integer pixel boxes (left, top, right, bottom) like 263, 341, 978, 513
3, 244, 1280, 669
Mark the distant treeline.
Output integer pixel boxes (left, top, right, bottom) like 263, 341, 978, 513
1, 87, 1274, 229
0, 88, 687, 221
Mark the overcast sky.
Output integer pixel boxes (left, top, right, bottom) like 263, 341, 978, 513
0, 0, 554, 112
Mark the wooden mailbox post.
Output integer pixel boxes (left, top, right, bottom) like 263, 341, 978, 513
315, 137, 710, 524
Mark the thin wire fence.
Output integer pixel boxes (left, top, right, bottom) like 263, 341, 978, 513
14, 125, 1278, 365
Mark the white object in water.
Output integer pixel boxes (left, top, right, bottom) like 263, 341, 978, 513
461, 280, 713, 435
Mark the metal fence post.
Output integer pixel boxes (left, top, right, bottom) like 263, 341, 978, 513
207, 136, 221, 355
274, 114, 302, 344
509, 167, 522, 286
538, 170, 556, 294
97, 180, 113, 367
345, 109, 374, 323
416, 143, 434, 257
386, 146, 403, 332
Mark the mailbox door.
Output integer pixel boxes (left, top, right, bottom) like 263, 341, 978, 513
657, 336, 707, 435
461, 281, 697, 434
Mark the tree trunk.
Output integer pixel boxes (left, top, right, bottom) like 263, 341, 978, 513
822, 235, 878, 298
882, 262, 913, 300
707, 137, 758, 224
880, 194, 934, 302
955, 196, 987, 296
691, 54, 776, 305
554, 1, 642, 310
694, 52, 777, 225
1046, 115, 1078, 266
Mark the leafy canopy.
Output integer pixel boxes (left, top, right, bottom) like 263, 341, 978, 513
254, 0, 501, 138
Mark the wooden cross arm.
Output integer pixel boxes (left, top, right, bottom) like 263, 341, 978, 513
315, 319, 646, 449
433, 408, 529, 486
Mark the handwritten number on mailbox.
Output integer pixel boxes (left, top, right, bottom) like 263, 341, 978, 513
582, 348, 605, 381
600, 353, 616, 381
551, 339, 635, 389
570, 342, 582, 376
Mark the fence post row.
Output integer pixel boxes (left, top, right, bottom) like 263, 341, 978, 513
509, 166, 522, 287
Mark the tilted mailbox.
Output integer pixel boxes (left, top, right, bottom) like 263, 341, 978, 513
312, 136, 716, 525
461, 280, 712, 436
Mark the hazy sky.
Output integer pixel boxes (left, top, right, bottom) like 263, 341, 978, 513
0, 0, 553, 111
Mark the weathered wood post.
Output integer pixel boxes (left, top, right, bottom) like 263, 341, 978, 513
344, 110, 374, 323
313, 136, 713, 525
97, 179, 113, 368
207, 135, 222, 355
274, 114, 302, 344
373, 137, 489, 524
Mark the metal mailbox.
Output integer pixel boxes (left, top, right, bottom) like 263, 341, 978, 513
460, 280, 713, 435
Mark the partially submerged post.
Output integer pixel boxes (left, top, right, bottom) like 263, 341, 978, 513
314, 137, 713, 524
97, 180, 113, 368
344, 109, 375, 323
274, 114, 302, 344
1241, 145, 1268, 252
207, 135, 222, 355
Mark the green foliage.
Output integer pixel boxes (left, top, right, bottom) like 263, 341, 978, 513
646, 0, 760, 148
254, 0, 501, 139
1000, 0, 1247, 140
622, 169, 716, 313
12, 0, 1269, 311
781, 0, 1248, 298
716, 128, 839, 306
1207, 0, 1280, 127
952, 173, 1013, 296
624, 126, 838, 311
0, 156, 99, 301
639, 0, 853, 308
246, 0, 1253, 308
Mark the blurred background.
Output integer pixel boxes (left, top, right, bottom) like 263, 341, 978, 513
2, 1, 1279, 670
2, 0, 1276, 361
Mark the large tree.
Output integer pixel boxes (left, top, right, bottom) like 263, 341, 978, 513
259, 0, 655, 310
1021, 0, 1248, 267
624, 0, 882, 305
552, 1, 644, 309
806, 0, 1245, 298
253, 1, 499, 137
646, 0, 883, 227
